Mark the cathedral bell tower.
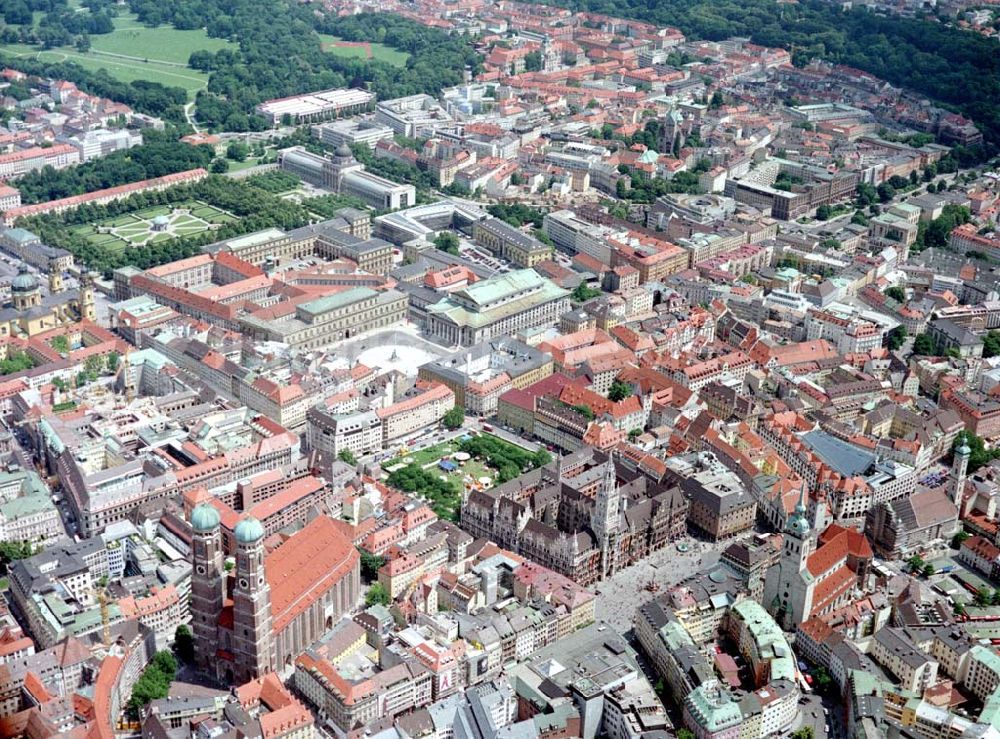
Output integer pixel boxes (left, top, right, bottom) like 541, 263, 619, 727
189, 504, 225, 671
231, 517, 274, 683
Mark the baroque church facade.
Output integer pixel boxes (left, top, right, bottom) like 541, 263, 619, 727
0, 267, 96, 338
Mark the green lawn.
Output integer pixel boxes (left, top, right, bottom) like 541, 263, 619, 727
74, 200, 233, 250
0, 11, 234, 98
318, 34, 409, 67
87, 20, 234, 64
227, 158, 265, 173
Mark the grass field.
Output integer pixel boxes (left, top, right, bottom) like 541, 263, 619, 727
318, 34, 409, 67
87, 20, 234, 64
70, 200, 235, 250
0, 11, 235, 98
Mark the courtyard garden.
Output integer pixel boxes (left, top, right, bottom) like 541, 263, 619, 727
383, 433, 551, 522
68, 200, 236, 251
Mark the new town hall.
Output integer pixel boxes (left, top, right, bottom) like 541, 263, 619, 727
461, 448, 688, 585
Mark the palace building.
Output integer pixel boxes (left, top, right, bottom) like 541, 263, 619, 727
189, 505, 361, 684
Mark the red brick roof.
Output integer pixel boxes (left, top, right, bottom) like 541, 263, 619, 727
266, 516, 359, 633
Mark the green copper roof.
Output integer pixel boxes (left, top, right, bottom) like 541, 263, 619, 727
235, 516, 265, 544
191, 504, 220, 533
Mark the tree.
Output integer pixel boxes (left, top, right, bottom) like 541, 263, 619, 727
50, 335, 70, 354
76, 34, 92, 53
442, 406, 464, 430
434, 231, 460, 255
153, 650, 177, 676
524, 50, 543, 72
885, 326, 907, 351
358, 550, 386, 581
337, 449, 357, 466
924, 204, 972, 249
954, 601, 966, 616
709, 90, 724, 108
791, 729, 815, 739
0, 541, 33, 575
366, 582, 391, 607
815, 204, 832, 221
983, 331, 1000, 359
0, 352, 35, 376
907, 554, 925, 573
608, 380, 633, 402
952, 530, 970, 548
677, 731, 697, 739
226, 141, 248, 162
572, 283, 601, 302
856, 182, 878, 207
912, 333, 937, 355
3, 0, 32, 26
884, 286, 906, 303
877, 183, 896, 203
950, 432, 1000, 474
811, 666, 833, 695
977, 587, 992, 606
210, 158, 228, 174
128, 650, 176, 713
922, 563, 936, 578
174, 625, 194, 663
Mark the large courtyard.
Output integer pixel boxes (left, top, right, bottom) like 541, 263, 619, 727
331, 326, 451, 377
70, 201, 237, 250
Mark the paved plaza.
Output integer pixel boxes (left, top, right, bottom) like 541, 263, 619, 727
593, 535, 725, 633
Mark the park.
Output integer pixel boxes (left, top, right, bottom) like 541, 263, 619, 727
383, 433, 551, 522
69, 201, 236, 251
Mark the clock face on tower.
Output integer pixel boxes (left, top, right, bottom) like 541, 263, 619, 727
239, 578, 249, 589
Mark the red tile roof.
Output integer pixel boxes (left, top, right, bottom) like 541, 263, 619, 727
266, 516, 359, 633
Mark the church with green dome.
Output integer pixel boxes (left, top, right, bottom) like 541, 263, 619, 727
0, 265, 97, 338
188, 503, 361, 685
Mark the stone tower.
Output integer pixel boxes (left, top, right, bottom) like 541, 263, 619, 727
592, 456, 620, 579
189, 504, 225, 671
231, 517, 274, 683
79, 273, 96, 322
953, 432, 972, 508
763, 487, 815, 629
660, 109, 686, 156
48, 270, 63, 295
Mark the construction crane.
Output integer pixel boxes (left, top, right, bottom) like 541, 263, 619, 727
92, 584, 111, 647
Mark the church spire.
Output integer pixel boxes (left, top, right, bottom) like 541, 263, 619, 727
592, 454, 620, 579
786, 484, 811, 540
